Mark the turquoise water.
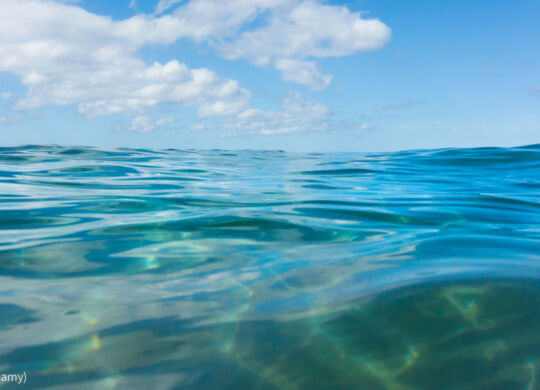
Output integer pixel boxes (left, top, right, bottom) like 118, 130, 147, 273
0, 144, 539, 389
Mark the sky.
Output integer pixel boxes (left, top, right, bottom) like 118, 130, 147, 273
0, 0, 539, 152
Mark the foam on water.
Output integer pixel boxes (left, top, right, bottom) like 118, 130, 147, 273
0, 145, 539, 389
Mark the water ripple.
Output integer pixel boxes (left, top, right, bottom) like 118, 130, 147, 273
0, 145, 539, 389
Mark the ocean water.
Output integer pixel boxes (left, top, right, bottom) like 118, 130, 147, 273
0, 144, 539, 389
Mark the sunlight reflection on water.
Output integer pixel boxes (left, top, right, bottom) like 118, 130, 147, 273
0, 144, 539, 389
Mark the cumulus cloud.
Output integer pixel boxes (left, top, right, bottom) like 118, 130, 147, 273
128, 116, 173, 133
0, 0, 250, 119
215, 0, 390, 89
121, 0, 390, 91
275, 59, 332, 91
0, 0, 390, 133
218, 1, 390, 59
223, 91, 330, 135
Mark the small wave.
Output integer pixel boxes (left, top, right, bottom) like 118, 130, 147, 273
0, 144, 538, 388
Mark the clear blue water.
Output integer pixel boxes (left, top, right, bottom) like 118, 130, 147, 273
0, 144, 539, 389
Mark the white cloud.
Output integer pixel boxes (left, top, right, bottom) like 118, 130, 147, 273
0, 0, 390, 134
0, 0, 250, 119
275, 59, 332, 91
152, 0, 390, 89
155, 0, 183, 15
129, 0, 137, 9
224, 91, 330, 135
0, 116, 5, 123
219, 1, 390, 59
1, 92, 12, 99
128, 116, 173, 133
216, 0, 391, 89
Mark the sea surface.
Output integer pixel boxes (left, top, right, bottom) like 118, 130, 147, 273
0, 144, 539, 389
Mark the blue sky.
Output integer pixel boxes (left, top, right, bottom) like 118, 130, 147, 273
0, 0, 539, 152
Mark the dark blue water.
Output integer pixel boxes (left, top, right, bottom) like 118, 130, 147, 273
0, 144, 539, 389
